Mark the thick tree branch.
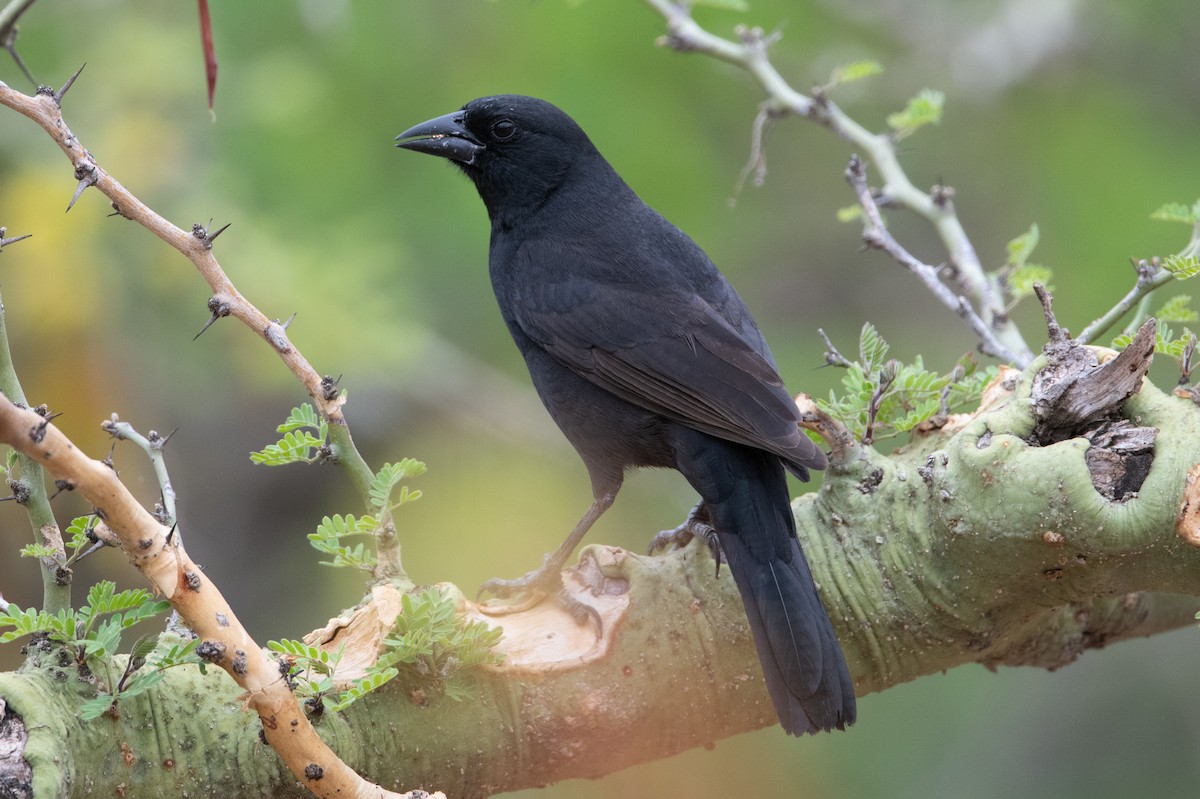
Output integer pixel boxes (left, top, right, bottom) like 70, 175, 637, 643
2, 344, 1196, 795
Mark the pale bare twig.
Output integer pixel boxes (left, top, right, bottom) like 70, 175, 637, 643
1076, 256, 1182, 346
640, 0, 1035, 367
846, 156, 1025, 364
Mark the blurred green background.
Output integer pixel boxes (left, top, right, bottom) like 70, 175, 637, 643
1, 1, 1198, 797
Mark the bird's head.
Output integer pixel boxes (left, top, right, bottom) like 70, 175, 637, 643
396, 95, 601, 222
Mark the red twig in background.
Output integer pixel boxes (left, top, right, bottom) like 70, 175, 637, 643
198, 0, 216, 109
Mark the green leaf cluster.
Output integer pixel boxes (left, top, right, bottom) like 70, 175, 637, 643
250, 403, 329, 465
826, 59, 883, 90
0, 580, 185, 720
268, 638, 396, 713
1112, 318, 1195, 361
996, 224, 1053, 309
1162, 254, 1200, 280
20, 515, 106, 566
307, 514, 380, 571
368, 458, 427, 512
252, 405, 426, 571
887, 88, 944, 139
377, 588, 504, 703
306, 459, 426, 571
0, 581, 170, 648
1156, 295, 1199, 324
80, 636, 205, 721
816, 323, 997, 443
1151, 199, 1200, 280
269, 588, 502, 712
1150, 200, 1200, 225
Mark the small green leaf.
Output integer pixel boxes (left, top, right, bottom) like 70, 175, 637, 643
1005, 224, 1039, 269
1162, 254, 1200, 280
886, 89, 944, 139
79, 694, 116, 721
1008, 264, 1054, 300
129, 634, 160, 662
277, 403, 322, 434
828, 60, 883, 87
858, 322, 890, 375
836, 205, 864, 223
1150, 201, 1200, 224
327, 667, 399, 711
151, 637, 201, 669
250, 430, 325, 466
119, 600, 172, 629
65, 516, 95, 551
1156, 295, 1199, 324
19, 543, 58, 559
83, 616, 123, 659
368, 459, 427, 511
119, 669, 166, 698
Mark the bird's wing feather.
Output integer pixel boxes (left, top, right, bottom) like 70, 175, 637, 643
510, 241, 824, 471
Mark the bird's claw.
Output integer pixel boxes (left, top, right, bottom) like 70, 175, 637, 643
648, 508, 725, 577
477, 557, 604, 634
476, 555, 556, 602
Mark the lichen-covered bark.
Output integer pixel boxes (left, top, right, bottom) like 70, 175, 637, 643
2, 351, 1198, 798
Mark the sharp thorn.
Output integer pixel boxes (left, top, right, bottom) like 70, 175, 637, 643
75, 539, 108, 563
205, 222, 231, 248
192, 312, 220, 341
67, 178, 90, 213
0, 232, 33, 250
55, 63, 86, 105
4, 43, 36, 87
280, 312, 297, 330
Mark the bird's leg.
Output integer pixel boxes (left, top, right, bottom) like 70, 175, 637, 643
478, 491, 615, 626
648, 501, 725, 576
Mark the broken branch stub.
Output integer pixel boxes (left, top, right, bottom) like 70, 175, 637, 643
1028, 316, 1158, 501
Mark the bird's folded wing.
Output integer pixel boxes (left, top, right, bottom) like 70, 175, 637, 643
514, 273, 824, 471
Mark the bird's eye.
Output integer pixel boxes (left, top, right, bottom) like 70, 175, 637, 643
492, 119, 517, 140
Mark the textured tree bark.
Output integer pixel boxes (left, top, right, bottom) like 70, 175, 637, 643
1, 336, 1198, 798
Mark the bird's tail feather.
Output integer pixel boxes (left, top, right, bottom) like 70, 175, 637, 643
671, 426, 856, 734
719, 526, 856, 734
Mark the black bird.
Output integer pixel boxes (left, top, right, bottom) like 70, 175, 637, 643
396, 95, 855, 734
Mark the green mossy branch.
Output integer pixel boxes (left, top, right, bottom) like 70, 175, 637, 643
798, 358, 1200, 691
3, 356, 1197, 797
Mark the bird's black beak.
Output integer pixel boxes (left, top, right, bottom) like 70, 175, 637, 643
395, 111, 483, 165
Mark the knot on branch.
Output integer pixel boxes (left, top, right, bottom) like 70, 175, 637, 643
1030, 285, 1157, 501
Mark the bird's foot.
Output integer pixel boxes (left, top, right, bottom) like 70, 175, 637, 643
648, 504, 725, 577
477, 556, 601, 630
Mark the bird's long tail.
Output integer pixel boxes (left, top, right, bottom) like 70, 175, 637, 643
673, 428, 856, 735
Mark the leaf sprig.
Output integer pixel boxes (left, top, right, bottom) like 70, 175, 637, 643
270, 588, 502, 713
250, 403, 330, 465
816, 323, 997, 444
